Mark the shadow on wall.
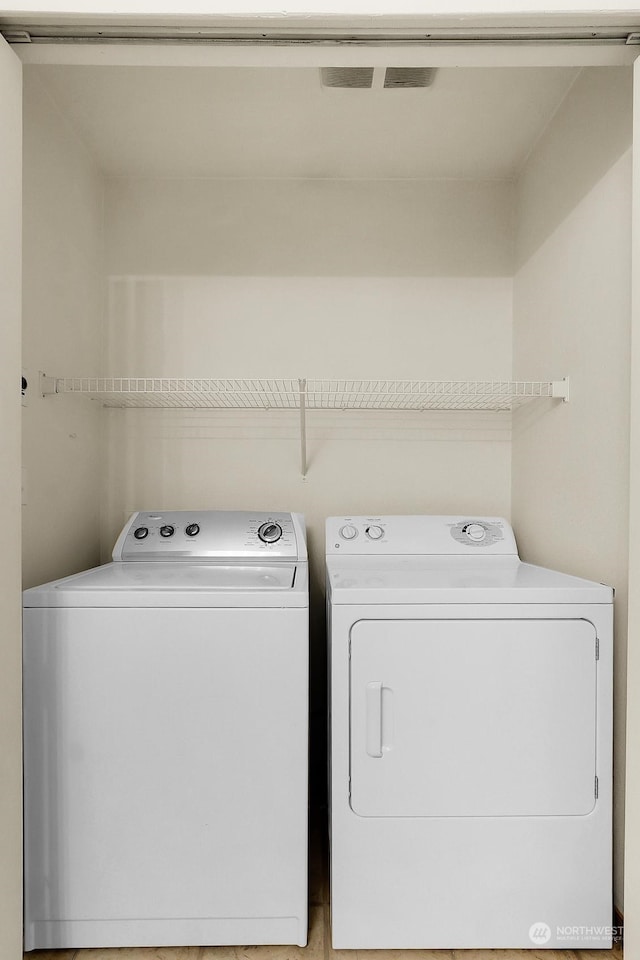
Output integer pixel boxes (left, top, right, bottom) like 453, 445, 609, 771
105, 179, 514, 279
516, 67, 632, 269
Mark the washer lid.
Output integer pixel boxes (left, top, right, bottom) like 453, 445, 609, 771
326, 556, 613, 604
23, 561, 308, 608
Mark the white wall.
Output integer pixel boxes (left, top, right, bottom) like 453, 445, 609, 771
22, 68, 104, 588
623, 55, 640, 960
103, 177, 514, 564
512, 66, 633, 911
3, 1, 640, 20
0, 35, 23, 960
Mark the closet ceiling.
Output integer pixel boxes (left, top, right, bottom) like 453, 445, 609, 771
31, 64, 579, 180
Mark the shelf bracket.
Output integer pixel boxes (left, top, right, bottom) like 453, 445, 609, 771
39, 372, 60, 397
551, 377, 570, 402
299, 378, 307, 479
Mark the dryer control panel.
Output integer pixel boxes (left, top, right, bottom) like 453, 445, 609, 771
326, 515, 518, 555
114, 511, 307, 561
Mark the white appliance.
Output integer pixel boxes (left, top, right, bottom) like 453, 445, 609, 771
326, 515, 613, 950
23, 510, 309, 951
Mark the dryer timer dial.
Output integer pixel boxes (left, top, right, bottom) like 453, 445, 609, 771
464, 522, 486, 542
339, 524, 358, 540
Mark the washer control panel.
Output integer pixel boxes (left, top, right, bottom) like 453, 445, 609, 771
326, 515, 518, 555
114, 511, 306, 561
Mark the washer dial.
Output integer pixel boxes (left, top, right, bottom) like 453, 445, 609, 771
366, 525, 384, 541
160, 525, 175, 538
185, 523, 200, 537
258, 521, 283, 544
133, 526, 148, 540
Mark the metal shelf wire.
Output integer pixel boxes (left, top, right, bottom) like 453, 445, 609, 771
39, 374, 569, 475
304, 379, 568, 411
40, 376, 568, 411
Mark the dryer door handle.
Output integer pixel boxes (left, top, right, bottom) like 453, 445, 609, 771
366, 681, 383, 758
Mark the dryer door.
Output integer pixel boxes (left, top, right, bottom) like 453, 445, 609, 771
349, 618, 597, 818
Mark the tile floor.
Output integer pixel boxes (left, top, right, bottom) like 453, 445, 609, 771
23, 813, 624, 960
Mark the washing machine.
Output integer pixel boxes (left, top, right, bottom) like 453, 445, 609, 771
23, 510, 308, 951
326, 515, 613, 950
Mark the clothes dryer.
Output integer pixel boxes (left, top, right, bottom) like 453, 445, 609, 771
23, 510, 308, 950
326, 515, 613, 950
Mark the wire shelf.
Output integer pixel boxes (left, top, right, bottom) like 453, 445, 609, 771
305, 379, 567, 411
40, 374, 568, 476
40, 376, 569, 411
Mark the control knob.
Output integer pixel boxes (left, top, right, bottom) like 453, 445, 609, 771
366, 525, 384, 540
464, 522, 486, 542
133, 526, 149, 540
185, 523, 200, 537
339, 524, 358, 540
160, 525, 175, 538
258, 522, 282, 544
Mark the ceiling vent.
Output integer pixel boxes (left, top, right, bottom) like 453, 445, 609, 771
321, 67, 374, 89
383, 67, 436, 88
321, 67, 436, 89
